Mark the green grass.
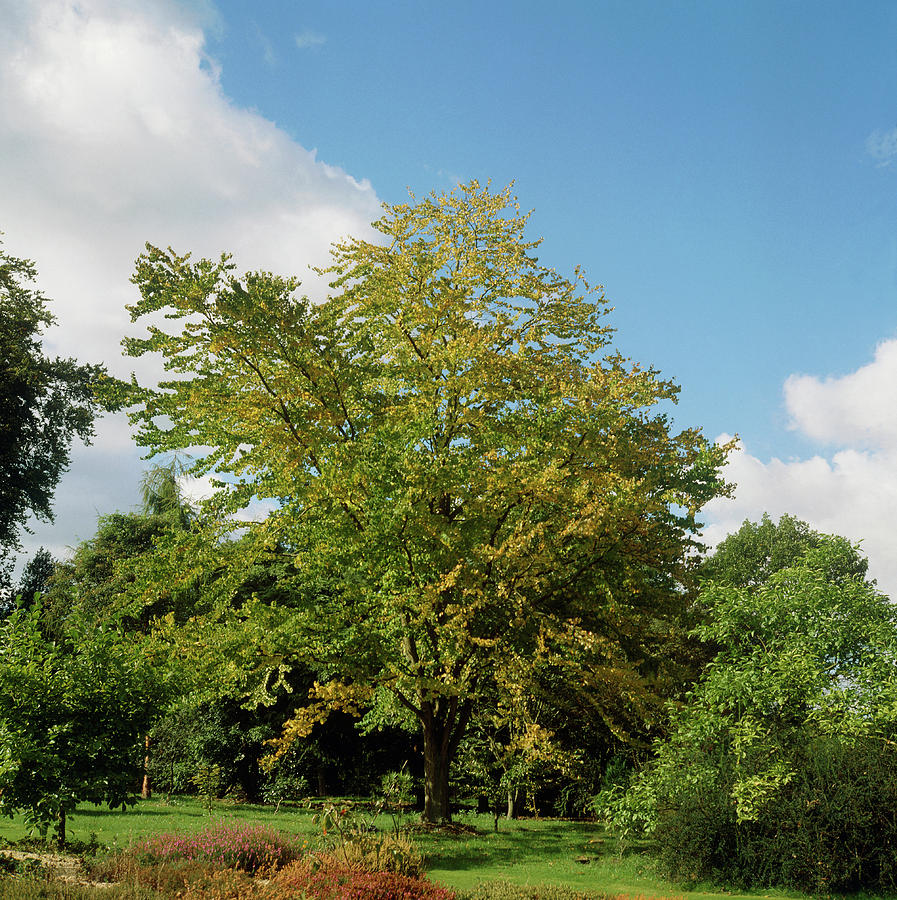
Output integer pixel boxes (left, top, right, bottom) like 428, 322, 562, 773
0, 800, 848, 900
0, 796, 318, 850
413, 814, 804, 900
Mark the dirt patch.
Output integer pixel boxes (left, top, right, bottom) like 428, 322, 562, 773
0, 849, 115, 887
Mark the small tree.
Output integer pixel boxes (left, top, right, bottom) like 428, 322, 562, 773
0, 602, 167, 846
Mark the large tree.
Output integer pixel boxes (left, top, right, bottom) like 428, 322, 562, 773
124, 182, 730, 821
0, 237, 120, 570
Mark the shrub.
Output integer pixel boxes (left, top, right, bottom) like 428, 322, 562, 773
171, 866, 257, 900
318, 832, 423, 877
605, 537, 897, 894
269, 860, 455, 900
0, 855, 48, 880
314, 801, 423, 875
87, 854, 232, 893
260, 772, 309, 810
128, 822, 303, 874
0, 874, 165, 899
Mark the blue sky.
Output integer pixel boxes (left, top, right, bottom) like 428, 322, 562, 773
2, 0, 896, 591
208, 0, 897, 455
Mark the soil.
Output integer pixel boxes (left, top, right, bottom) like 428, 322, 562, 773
0, 849, 115, 887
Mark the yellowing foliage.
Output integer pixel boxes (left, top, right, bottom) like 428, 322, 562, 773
125, 181, 731, 820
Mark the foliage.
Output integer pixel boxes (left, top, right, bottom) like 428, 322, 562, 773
604, 528, 897, 892
260, 772, 309, 809
0, 601, 169, 845
41, 512, 175, 634
192, 765, 224, 815
268, 860, 455, 900
129, 822, 303, 873
454, 689, 574, 820
0, 236, 122, 563
123, 181, 731, 821
381, 768, 416, 818
41, 464, 202, 638
139, 460, 195, 528
15, 547, 56, 610
147, 673, 411, 803
149, 698, 273, 800
699, 511, 867, 588
313, 800, 423, 875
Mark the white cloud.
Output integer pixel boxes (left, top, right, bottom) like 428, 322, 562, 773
294, 29, 325, 50
783, 339, 897, 449
1, 0, 380, 569
866, 127, 897, 166
703, 338, 897, 598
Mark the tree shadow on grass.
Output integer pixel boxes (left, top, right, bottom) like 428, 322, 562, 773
422, 821, 610, 874
73, 806, 205, 819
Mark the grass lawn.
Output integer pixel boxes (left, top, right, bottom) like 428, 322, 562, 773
0, 799, 815, 900
0, 796, 317, 850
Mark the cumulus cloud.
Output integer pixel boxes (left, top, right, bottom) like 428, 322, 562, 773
1, 0, 380, 568
783, 340, 897, 449
703, 338, 897, 597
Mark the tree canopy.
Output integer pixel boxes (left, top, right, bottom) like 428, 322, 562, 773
0, 236, 121, 570
0, 601, 168, 846
700, 512, 868, 588
123, 181, 731, 821
606, 525, 897, 892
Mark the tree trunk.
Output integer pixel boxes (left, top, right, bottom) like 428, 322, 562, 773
418, 695, 473, 823
506, 787, 519, 819
56, 807, 66, 850
422, 722, 452, 823
141, 733, 152, 799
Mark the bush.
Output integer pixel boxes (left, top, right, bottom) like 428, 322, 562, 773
260, 772, 309, 808
87, 854, 236, 894
128, 822, 303, 874
169, 866, 257, 900
268, 860, 455, 900
314, 802, 423, 876
0, 855, 48, 880
0, 871, 165, 899
317, 830, 423, 877
619, 722, 897, 891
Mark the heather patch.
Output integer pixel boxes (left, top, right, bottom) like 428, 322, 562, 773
128, 822, 303, 874
268, 860, 456, 900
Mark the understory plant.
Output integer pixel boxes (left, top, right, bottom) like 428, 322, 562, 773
313, 800, 423, 875
263, 859, 455, 900
128, 822, 303, 874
